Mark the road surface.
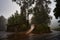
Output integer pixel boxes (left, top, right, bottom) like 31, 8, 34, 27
0, 30, 60, 40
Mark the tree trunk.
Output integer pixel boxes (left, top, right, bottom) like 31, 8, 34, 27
26, 24, 35, 34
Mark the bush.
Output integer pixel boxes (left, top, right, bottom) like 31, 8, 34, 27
32, 24, 51, 34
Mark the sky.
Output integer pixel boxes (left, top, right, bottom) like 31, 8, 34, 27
49, 0, 59, 28
0, 0, 20, 18
0, 0, 59, 28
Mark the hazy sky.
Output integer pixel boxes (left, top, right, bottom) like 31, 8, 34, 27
49, 0, 59, 28
0, 0, 59, 27
0, 0, 20, 18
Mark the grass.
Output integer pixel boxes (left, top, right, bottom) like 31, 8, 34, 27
52, 27, 60, 31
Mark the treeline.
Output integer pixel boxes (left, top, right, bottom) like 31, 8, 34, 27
7, 11, 30, 32
7, 0, 51, 33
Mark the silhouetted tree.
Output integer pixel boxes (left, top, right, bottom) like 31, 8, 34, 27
7, 11, 29, 32
53, 0, 60, 26
54, 0, 60, 19
31, 0, 51, 33
0, 16, 7, 31
12, 0, 51, 33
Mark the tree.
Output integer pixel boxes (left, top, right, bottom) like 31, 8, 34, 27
54, 0, 60, 19
11, 0, 51, 33
0, 16, 7, 31
12, 0, 35, 32
31, 0, 51, 33
7, 11, 29, 32
53, 0, 60, 26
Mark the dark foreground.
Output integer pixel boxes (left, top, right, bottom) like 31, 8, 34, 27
0, 30, 60, 40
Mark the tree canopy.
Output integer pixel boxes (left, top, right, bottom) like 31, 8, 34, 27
7, 11, 29, 32
7, 0, 51, 33
53, 0, 60, 25
54, 0, 60, 19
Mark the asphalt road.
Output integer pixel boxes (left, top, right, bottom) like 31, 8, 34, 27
0, 30, 60, 40
29, 30, 60, 40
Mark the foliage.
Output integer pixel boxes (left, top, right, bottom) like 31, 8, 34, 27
54, 0, 60, 19
7, 11, 29, 32
53, 0, 60, 26
31, 0, 51, 24
8, 0, 51, 33
32, 24, 50, 33
0, 16, 6, 31
31, 0, 51, 32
